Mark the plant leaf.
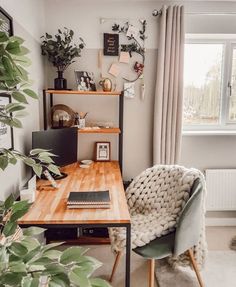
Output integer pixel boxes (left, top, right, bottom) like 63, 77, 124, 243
60, 246, 87, 264
2, 221, 17, 236
90, 278, 111, 287
23, 89, 38, 99
0, 155, 9, 171
23, 226, 46, 236
12, 91, 28, 104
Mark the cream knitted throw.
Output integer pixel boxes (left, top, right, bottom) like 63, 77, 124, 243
109, 165, 207, 267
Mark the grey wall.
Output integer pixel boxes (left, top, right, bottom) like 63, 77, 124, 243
0, 0, 46, 200
44, 0, 236, 181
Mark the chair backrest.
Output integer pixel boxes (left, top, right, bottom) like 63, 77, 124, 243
174, 178, 203, 256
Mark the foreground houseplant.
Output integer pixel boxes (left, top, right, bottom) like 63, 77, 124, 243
41, 28, 85, 90
0, 22, 59, 177
0, 195, 110, 286
0, 24, 110, 286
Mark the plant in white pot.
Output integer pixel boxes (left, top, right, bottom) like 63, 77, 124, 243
0, 23, 110, 286
41, 28, 85, 90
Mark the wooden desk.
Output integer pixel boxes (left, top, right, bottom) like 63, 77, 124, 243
19, 161, 131, 287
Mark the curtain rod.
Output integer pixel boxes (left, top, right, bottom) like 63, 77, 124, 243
152, 9, 236, 16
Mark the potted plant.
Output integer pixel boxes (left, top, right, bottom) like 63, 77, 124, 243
0, 23, 110, 286
41, 28, 85, 90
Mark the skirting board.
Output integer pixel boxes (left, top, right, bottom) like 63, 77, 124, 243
206, 217, 236, 226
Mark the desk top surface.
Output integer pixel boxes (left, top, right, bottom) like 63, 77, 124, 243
19, 161, 130, 225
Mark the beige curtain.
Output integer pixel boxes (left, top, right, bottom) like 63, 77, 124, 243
153, 5, 185, 165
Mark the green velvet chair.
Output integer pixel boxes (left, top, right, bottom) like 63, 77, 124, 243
110, 178, 204, 287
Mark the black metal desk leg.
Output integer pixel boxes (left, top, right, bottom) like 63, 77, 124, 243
43, 89, 47, 130
125, 223, 131, 287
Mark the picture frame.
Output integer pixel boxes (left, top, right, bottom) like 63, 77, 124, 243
75, 71, 96, 91
0, 7, 13, 36
104, 33, 119, 56
95, 142, 111, 162
0, 94, 14, 150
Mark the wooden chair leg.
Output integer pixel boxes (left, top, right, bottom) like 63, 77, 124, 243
109, 251, 122, 282
188, 249, 204, 287
148, 259, 155, 287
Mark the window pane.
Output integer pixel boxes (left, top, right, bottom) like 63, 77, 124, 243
183, 43, 223, 125
229, 48, 236, 121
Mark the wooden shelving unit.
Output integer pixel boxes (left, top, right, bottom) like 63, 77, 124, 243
78, 127, 121, 134
46, 89, 121, 96
43, 89, 124, 171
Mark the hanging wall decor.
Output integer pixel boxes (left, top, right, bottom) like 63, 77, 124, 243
111, 20, 147, 82
103, 33, 119, 56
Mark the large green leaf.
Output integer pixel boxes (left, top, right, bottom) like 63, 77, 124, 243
23, 226, 46, 236
20, 237, 40, 252
23, 89, 38, 99
12, 91, 28, 104
2, 221, 17, 236
9, 242, 28, 257
2, 55, 13, 75
0, 31, 9, 42
90, 278, 111, 287
8, 261, 27, 273
43, 263, 67, 275
0, 155, 8, 171
49, 273, 70, 287
60, 247, 87, 265
42, 249, 62, 260
30, 148, 50, 156
32, 164, 43, 177
9, 36, 24, 44
47, 164, 61, 175
6, 41, 21, 55
0, 272, 23, 286
5, 103, 26, 113
69, 268, 91, 287
4, 194, 15, 210
41, 242, 64, 252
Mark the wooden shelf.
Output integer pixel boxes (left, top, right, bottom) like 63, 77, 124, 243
46, 90, 121, 96
78, 127, 121, 134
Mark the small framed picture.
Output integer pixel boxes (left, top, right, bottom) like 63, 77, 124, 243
0, 94, 14, 150
95, 142, 111, 162
0, 7, 14, 36
75, 71, 96, 91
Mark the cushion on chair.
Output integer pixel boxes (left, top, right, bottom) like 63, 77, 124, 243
133, 231, 175, 259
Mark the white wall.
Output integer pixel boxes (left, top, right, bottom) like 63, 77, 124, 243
44, 0, 236, 180
0, 0, 46, 200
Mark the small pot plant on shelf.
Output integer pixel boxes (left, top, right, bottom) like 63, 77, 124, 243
0, 23, 110, 286
41, 28, 85, 90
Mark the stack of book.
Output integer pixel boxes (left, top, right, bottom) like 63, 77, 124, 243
67, 190, 110, 209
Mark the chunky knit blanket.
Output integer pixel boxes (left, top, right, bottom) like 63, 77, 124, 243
109, 165, 207, 268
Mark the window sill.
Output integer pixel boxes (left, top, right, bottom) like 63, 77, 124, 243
182, 130, 236, 136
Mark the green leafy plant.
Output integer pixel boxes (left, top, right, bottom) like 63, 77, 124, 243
0, 195, 111, 286
0, 22, 60, 176
41, 28, 85, 72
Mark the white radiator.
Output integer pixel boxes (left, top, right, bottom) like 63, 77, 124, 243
206, 169, 236, 211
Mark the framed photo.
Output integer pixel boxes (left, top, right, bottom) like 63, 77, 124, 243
0, 94, 14, 150
75, 71, 96, 91
0, 7, 13, 36
95, 142, 111, 162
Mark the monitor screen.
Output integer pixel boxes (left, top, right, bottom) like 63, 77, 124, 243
32, 127, 78, 167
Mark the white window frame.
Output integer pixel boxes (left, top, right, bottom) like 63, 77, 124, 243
183, 34, 236, 133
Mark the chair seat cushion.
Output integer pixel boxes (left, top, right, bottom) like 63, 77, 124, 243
109, 211, 177, 252
133, 231, 175, 259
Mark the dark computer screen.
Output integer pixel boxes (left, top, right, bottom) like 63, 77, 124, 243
32, 127, 78, 167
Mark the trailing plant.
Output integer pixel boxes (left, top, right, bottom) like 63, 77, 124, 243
0, 21, 60, 176
0, 194, 111, 287
41, 28, 85, 72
